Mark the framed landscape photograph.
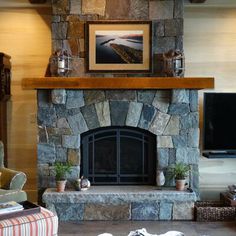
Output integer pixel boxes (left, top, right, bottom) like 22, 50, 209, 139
86, 21, 152, 73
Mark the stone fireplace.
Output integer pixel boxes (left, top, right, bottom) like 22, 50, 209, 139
35, 0, 202, 221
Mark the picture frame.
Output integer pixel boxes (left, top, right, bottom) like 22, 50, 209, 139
86, 21, 152, 73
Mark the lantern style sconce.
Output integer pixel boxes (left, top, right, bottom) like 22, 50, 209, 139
163, 50, 185, 77
49, 50, 72, 77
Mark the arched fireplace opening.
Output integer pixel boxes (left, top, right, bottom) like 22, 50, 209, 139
81, 127, 156, 185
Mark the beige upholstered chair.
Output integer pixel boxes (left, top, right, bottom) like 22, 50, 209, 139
0, 141, 27, 203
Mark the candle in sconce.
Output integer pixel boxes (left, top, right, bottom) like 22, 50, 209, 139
58, 58, 65, 73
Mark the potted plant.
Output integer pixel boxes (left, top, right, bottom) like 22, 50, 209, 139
54, 161, 72, 192
169, 163, 190, 191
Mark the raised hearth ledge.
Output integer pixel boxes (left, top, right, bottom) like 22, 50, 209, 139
21, 77, 214, 90
43, 186, 197, 221
43, 186, 197, 204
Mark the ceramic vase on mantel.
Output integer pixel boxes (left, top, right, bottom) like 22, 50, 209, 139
156, 169, 165, 188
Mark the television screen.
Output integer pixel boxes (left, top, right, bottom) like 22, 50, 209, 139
203, 92, 236, 155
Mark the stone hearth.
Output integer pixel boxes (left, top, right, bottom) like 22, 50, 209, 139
43, 186, 196, 221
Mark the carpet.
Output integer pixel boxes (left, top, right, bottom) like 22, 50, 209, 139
98, 228, 184, 236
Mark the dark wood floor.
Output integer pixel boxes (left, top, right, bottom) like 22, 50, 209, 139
58, 221, 236, 236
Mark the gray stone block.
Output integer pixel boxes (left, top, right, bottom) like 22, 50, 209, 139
66, 90, 84, 109
95, 101, 111, 127
189, 90, 198, 112
165, 18, 183, 36
110, 101, 129, 126
51, 15, 60, 23
176, 148, 199, 165
129, 0, 149, 20
180, 112, 199, 129
81, 104, 100, 130
157, 136, 173, 148
175, 36, 183, 51
106, 90, 136, 101
187, 148, 200, 165
175, 148, 188, 164
174, 0, 184, 18
137, 90, 156, 104
84, 90, 105, 105
168, 148, 176, 165
38, 107, 57, 126
171, 89, 189, 104
149, 111, 170, 135
84, 203, 130, 220
153, 36, 176, 54
172, 135, 187, 148
153, 20, 165, 37
138, 104, 156, 130
70, 0, 82, 14
188, 128, 199, 148
149, 0, 174, 19
38, 143, 56, 164
126, 102, 143, 127
68, 166, 80, 179
55, 203, 84, 221
163, 116, 180, 135
62, 135, 80, 149
55, 105, 69, 118
67, 112, 88, 134
157, 148, 169, 168
52, 22, 68, 40
48, 135, 62, 146
132, 202, 159, 220
51, 89, 66, 104
168, 104, 190, 115
159, 202, 173, 220
152, 99, 169, 113
173, 202, 194, 220
57, 118, 70, 129
55, 147, 67, 162
46, 127, 72, 136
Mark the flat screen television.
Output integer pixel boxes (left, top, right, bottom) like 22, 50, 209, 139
203, 92, 236, 158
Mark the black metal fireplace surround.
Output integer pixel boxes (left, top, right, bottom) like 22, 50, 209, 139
81, 127, 156, 185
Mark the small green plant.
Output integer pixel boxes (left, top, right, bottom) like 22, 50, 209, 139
169, 163, 190, 180
54, 161, 72, 181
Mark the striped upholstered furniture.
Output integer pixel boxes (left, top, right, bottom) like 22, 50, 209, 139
0, 141, 27, 203
0, 207, 58, 236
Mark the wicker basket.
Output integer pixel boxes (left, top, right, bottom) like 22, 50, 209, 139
195, 201, 236, 222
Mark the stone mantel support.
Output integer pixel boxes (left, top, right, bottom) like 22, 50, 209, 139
22, 77, 214, 90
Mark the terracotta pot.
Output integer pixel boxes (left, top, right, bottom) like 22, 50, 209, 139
56, 180, 67, 192
175, 179, 186, 191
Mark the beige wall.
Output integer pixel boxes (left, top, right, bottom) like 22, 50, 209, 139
0, 2, 51, 201
184, 4, 236, 200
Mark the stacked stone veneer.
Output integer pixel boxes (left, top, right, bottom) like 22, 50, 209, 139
38, 89, 199, 192
38, 0, 199, 220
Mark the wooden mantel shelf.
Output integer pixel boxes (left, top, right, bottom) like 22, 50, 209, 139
21, 77, 214, 90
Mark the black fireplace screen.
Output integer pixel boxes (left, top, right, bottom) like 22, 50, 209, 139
81, 127, 156, 185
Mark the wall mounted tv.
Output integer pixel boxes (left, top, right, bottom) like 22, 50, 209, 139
203, 92, 236, 158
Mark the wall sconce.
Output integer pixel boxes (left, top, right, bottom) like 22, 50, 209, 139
49, 50, 72, 77
163, 50, 185, 77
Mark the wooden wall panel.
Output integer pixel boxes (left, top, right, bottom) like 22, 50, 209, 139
0, 2, 51, 201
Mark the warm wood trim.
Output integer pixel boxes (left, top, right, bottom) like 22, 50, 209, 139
22, 77, 214, 90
